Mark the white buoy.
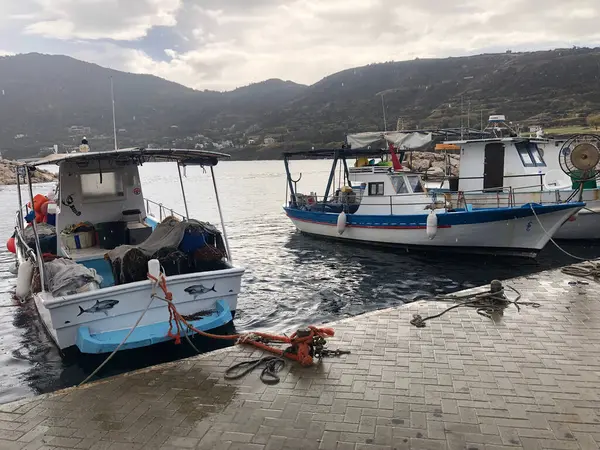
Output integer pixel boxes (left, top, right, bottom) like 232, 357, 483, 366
337, 211, 347, 235
426, 210, 438, 240
15, 260, 33, 300
148, 259, 161, 279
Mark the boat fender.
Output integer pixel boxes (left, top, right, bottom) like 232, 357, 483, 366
337, 211, 347, 235
426, 210, 438, 240
15, 260, 33, 301
6, 237, 15, 254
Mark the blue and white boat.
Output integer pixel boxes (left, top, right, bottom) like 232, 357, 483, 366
12, 148, 244, 355
283, 145, 584, 258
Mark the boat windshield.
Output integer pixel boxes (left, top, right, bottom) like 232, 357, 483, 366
407, 175, 424, 193
390, 175, 409, 194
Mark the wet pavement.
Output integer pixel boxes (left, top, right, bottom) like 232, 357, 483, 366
0, 261, 599, 449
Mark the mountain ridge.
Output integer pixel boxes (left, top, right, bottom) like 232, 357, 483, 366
1, 48, 599, 159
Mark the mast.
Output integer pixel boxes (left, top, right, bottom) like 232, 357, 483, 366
381, 94, 387, 132
111, 76, 118, 151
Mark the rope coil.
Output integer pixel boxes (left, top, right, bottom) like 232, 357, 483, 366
411, 282, 540, 328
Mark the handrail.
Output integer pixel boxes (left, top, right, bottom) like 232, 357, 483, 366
14, 225, 37, 264
145, 198, 187, 222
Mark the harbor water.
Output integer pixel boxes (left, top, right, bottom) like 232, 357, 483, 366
0, 160, 599, 404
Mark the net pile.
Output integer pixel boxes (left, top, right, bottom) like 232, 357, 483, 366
106, 218, 227, 285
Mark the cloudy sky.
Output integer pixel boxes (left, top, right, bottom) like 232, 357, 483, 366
1, 0, 599, 91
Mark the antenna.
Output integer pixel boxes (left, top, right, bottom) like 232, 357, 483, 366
380, 94, 387, 131
460, 95, 464, 139
111, 76, 118, 151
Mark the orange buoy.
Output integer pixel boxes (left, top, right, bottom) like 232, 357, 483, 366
6, 237, 15, 254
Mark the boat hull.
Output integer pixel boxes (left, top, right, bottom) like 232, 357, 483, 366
448, 190, 600, 240
284, 204, 582, 258
32, 267, 244, 354
553, 208, 600, 240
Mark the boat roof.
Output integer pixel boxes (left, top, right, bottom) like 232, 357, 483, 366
443, 137, 550, 145
283, 148, 389, 159
26, 147, 230, 168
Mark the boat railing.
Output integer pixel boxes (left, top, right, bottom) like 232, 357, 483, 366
290, 182, 570, 215
349, 166, 395, 174
13, 225, 37, 264
145, 198, 188, 222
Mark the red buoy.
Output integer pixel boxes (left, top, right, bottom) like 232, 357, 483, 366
6, 237, 15, 254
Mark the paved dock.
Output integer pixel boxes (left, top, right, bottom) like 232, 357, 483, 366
1, 264, 600, 450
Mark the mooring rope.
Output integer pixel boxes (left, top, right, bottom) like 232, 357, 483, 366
561, 261, 600, 282
410, 283, 540, 328
529, 204, 588, 261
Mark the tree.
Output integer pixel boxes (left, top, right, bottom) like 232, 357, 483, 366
586, 114, 600, 130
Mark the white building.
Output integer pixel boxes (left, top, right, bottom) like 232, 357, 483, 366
264, 137, 276, 146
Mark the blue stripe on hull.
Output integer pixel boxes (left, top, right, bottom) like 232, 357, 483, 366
75, 299, 232, 354
284, 202, 583, 228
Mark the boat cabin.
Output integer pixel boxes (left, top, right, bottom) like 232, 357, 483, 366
445, 137, 552, 193
18, 148, 231, 291
283, 148, 429, 216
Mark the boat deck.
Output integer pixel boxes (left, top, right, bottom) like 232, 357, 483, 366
1, 262, 599, 449
65, 246, 110, 262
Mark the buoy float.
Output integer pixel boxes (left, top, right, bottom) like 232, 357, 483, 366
337, 211, 347, 235
15, 260, 33, 301
6, 237, 15, 254
426, 210, 438, 240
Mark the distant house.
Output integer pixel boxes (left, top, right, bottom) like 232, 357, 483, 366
529, 125, 542, 133
14, 134, 26, 139
247, 139, 256, 145
264, 137, 276, 146
68, 125, 91, 135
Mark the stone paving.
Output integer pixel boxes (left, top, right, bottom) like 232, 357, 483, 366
1, 265, 600, 450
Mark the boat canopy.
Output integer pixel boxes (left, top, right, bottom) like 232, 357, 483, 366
347, 131, 433, 150
26, 148, 230, 168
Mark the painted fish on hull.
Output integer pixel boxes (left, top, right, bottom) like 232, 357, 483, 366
77, 299, 119, 317
184, 284, 217, 296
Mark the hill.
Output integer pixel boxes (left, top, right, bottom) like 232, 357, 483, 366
1, 48, 600, 159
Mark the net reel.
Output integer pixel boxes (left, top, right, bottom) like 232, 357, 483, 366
559, 134, 600, 182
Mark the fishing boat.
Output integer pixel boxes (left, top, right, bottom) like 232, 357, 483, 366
434, 116, 600, 239
282, 141, 584, 258
10, 148, 244, 355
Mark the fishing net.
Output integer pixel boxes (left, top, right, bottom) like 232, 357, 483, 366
152, 247, 193, 277
38, 258, 103, 296
106, 218, 227, 286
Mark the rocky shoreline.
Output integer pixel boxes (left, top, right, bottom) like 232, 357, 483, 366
402, 151, 459, 177
0, 159, 56, 185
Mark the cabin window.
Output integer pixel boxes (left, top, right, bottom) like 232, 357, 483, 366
81, 172, 125, 201
516, 142, 546, 167
368, 182, 385, 196
390, 175, 408, 194
407, 175, 424, 193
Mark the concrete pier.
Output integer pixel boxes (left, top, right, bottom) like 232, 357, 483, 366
0, 264, 599, 449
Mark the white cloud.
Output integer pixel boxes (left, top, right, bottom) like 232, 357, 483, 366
2, 0, 600, 90
23, 0, 181, 40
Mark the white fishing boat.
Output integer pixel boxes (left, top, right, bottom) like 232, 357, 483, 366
10, 148, 244, 355
282, 141, 584, 258
435, 116, 600, 239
